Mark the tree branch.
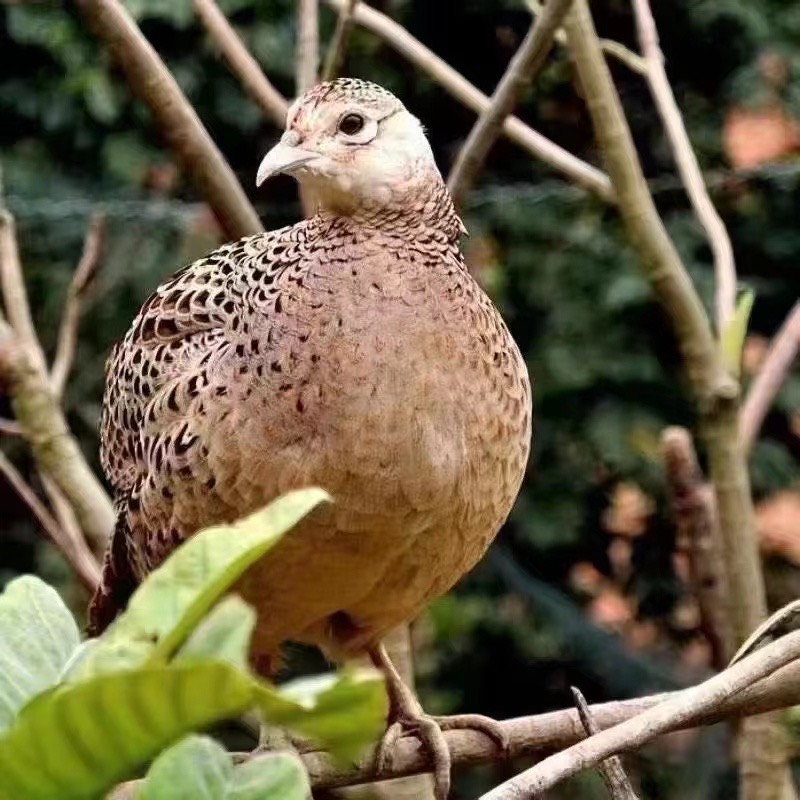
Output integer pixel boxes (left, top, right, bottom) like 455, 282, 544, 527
73, 0, 263, 241
193, 0, 288, 128
661, 426, 734, 667
321, 0, 359, 82
524, 0, 647, 75
51, 212, 105, 399
447, 0, 574, 208
0, 211, 48, 375
740, 302, 800, 454
323, 0, 613, 201
0, 449, 100, 592
110, 655, 800, 797
631, 0, 736, 334
571, 687, 640, 800
296, 0, 319, 93
562, 4, 779, 796
561, 3, 731, 404
0, 211, 115, 552
480, 629, 800, 799
0, 419, 21, 436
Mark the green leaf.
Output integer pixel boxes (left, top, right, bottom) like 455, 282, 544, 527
0, 576, 80, 733
175, 595, 256, 669
0, 661, 255, 800
257, 669, 388, 763
83, 488, 329, 673
720, 288, 755, 377
230, 753, 309, 800
137, 737, 309, 800
137, 735, 232, 800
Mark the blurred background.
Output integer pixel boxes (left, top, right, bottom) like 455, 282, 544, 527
1, 0, 800, 797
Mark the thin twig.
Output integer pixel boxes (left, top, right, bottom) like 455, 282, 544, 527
193, 0, 288, 128
525, 1, 646, 75
73, 0, 263, 240
321, 0, 359, 81
0, 449, 100, 592
50, 213, 105, 399
0, 211, 48, 375
296, 0, 319, 93
323, 0, 613, 201
447, 0, 575, 207
480, 629, 800, 799
571, 687, 640, 800
661, 426, 734, 667
740, 302, 800, 454
631, 0, 736, 334
113, 656, 800, 796
0, 419, 21, 436
598, 38, 647, 75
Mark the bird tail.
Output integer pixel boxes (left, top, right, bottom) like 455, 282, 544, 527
87, 502, 137, 636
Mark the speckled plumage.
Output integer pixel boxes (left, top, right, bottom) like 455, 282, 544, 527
90, 79, 532, 672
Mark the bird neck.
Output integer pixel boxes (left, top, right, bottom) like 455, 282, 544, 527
310, 170, 466, 241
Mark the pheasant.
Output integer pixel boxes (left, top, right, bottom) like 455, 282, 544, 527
91, 78, 532, 797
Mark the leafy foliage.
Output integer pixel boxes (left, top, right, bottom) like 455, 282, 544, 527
0, 576, 80, 732
138, 736, 309, 800
0, 492, 387, 800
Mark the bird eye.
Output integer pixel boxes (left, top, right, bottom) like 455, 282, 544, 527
338, 113, 365, 136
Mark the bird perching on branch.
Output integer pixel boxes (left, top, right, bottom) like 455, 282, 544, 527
91, 78, 532, 798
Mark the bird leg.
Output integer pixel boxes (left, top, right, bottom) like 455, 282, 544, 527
368, 643, 508, 800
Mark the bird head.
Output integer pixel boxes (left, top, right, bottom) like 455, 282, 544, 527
256, 78, 441, 216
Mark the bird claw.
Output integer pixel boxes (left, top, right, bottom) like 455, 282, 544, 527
374, 711, 507, 800
374, 711, 452, 800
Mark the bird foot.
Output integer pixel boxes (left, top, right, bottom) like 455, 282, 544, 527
375, 709, 507, 800
369, 642, 507, 799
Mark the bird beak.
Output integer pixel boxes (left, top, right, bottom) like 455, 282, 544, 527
256, 141, 319, 187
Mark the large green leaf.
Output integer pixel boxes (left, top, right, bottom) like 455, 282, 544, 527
175, 595, 256, 669
136, 735, 232, 800
229, 753, 309, 800
78, 488, 329, 676
137, 736, 309, 800
0, 576, 80, 733
256, 670, 387, 763
0, 662, 255, 800
0, 659, 384, 800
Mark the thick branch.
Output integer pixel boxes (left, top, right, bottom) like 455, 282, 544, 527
631, 0, 736, 333
323, 0, 613, 201
563, 5, 777, 796
296, 0, 319, 92
110, 656, 800, 797
73, 0, 263, 241
448, 0, 574, 207
0, 323, 114, 552
51, 212, 105, 399
0, 450, 100, 592
193, 0, 288, 128
321, 0, 359, 81
740, 302, 800, 454
562, 1, 727, 404
480, 629, 800, 799
0, 212, 114, 551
